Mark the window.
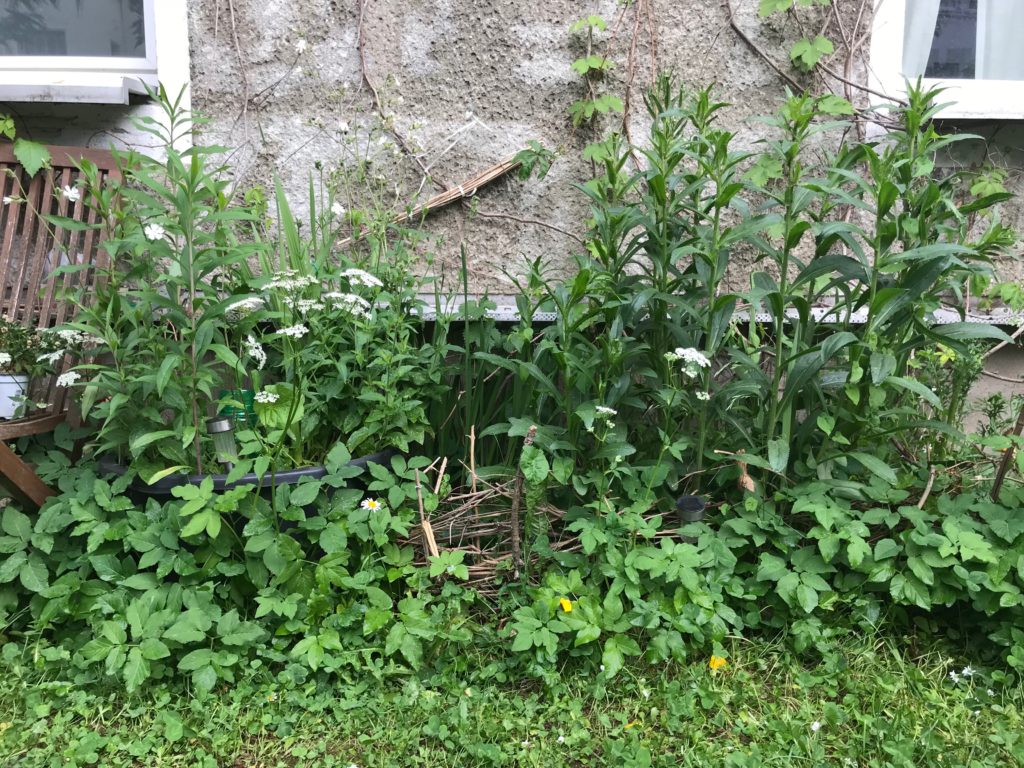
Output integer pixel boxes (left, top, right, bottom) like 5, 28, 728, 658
0, 0, 188, 105
870, 0, 1024, 119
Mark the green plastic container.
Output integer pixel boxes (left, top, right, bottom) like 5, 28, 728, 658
218, 388, 256, 426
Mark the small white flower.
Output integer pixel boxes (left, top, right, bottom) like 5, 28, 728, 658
695, 391, 710, 402
675, 347, 711, 369
144, 222, 165, 241
295, 38, 308, 54
2, 196, 12, 205
244, 334, 267, 370
520, 740, 530, 748
62, 185, 81, 203
988, 688, 995, 696
324, 291, 371, 318
811, 721, 822, 732
950, 671, 962, 684
254, 390, 279, 404
279, 324, 309, 339
360, 498, 382, 511
0, 352, 11, 368
961, 666, 976, 678
465, 110, 474, 120
556, 734, 565, 744
265, 271, 318, 292
641, 688, 650, 700
37, 350, 65, 366
599, 665, 605, 672
56, 371, 81, 387
339, 120, 350, 133
595, 406, 617, 417
331, 201, 346, 218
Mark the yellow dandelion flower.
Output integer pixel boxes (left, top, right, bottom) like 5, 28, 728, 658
709, 655, 727, 671
559, 598, 573, 613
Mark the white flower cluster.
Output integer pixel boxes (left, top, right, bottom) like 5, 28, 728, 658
282, 297, 326, 315
324, 292, 371, 318
254, 390, 279, 404
0, 352, 11, 368
695, 391, 710, 402
595, 405, 617, 417
56, 371, 81, 387
266, 270, 319, 292
37, 350, 64, 366
341, 268, 383, 289
244, 334, 267, 370
279, 324, 309, 339
46, 329, 102, 347
226, 297, 265, 319
950, 665, 976, 684
666, 347, 711, 379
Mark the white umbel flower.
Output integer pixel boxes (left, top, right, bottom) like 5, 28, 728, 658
595, 406, 617, 417
695, 391, 710, 401
254, 390, 279, 404
144, 222, 165, 241
341, 268, 383, 289
279, 324, 309, 339
244, 334, 267, 370
56, 371, 81, 387
37, 350, 65, 366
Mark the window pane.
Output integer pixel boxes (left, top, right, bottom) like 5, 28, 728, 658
0, 0, 146, 58
925, 0, 977, 79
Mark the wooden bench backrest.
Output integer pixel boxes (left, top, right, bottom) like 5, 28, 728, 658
0, 144, 120, 422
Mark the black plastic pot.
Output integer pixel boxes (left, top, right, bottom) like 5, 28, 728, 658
97, 449, 394, 500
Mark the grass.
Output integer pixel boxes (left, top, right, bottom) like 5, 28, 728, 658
1, 629, 1022, 767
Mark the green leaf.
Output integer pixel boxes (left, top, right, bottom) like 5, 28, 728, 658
817, 94, 855, 115
19, 553, 49, 592
123, 647, 150, 692
849, 452, 897, 485
796, 582, 819, 613
319, 524, 348, 554
2, 507, 32, 542
289, 480, 322, 507
759, 0, 792, 15
756, 553, 789, 582
767, 439, 789, 474
140, 638, 171, 660
601, 637, 625, 678
790, 35, 834, 71
0, 550, 26, 582
178, 648, 215, 671
13, 138, 51, 177
519, 444, 549, 486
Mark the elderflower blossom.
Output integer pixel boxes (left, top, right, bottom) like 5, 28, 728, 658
45, 329, 102, 347
254, 390, 278, 404
341, 268, 383, 289
279, 324, 309, 339
226, 297, 265, 319
244, 334, 267, 370
56, 371, 81, 387
143, 222, 165, 241
61, 185, 81, 203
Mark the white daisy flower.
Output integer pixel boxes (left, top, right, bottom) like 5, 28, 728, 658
62, 185, 81, 203
144, 223, 165, 241
254, 390, 279, 404
360, 498, 382, 511
279, 324, 309, 339
56, 371, 81, 387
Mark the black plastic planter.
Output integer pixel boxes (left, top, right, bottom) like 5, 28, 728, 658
97, 449, 394, 500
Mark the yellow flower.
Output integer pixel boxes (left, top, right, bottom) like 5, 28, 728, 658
624, 721, 638, 730
709, 655, 727, 671
559, 598, 573, 613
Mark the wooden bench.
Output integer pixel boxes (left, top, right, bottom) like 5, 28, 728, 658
0, 144, 120, 505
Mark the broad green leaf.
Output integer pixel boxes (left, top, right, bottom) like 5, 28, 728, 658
849, 452, 897, 485
1, 507, 31, 541
123, 647, 151, 692
13, 138, 51, 177
19, 553, 49, 592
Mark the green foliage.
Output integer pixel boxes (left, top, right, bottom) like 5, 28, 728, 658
12, 137, 50, 177
790, 35, 834, 71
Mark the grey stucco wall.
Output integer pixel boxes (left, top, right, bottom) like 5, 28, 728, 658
5, 0, 1023, 292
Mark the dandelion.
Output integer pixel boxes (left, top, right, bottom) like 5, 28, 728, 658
811, 721, 822, 732
295, 38, 308, 54
595, 405, 617, 417
961, 665, 976, 678
708, 655, 727, 671
144, 222, 165, 241
361, 498, 382, 511
56, 371, 81, 387
0, 352, 10, 368
695, 391, 710, 402
62, 185, 81, 203
244, 335, 267, 370
279, 324, 309, 339
331, 200, 346, 218
342, 267, 383, 288
559, 598, 573, 613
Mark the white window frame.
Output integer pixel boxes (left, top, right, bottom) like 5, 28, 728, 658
870, 0, 1024, 120
0, 0, 189, 105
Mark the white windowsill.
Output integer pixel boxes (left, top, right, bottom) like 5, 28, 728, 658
0, 72, 154, 105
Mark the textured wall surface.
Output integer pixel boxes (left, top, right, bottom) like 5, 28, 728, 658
6, 0, 1023, 292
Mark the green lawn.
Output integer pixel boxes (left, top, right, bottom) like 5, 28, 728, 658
2, 630, 1021, 767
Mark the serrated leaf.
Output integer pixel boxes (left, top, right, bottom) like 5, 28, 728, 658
790, 35, 834, 71
13, 138, 51, 177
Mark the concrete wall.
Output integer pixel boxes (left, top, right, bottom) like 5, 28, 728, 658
4, 0, 1023, 293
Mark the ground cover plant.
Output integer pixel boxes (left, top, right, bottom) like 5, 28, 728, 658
2, 78, 1024, 764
